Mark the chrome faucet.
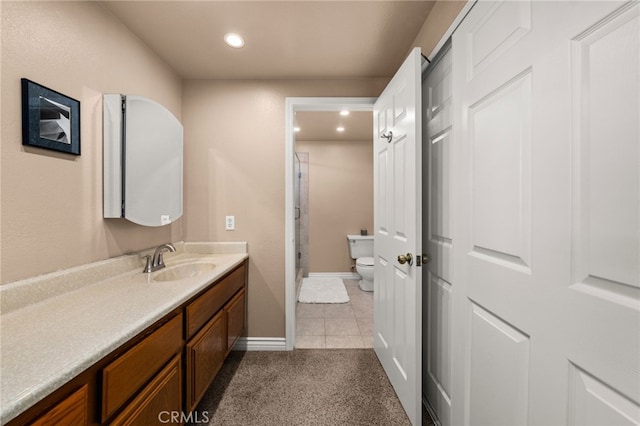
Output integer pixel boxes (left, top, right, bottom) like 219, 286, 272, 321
143, 243, 176, 273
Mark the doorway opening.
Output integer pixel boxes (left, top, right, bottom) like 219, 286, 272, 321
294, 110, 375, 348
285, 97, 376, 350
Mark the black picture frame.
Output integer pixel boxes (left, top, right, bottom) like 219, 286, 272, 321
21, 78, 80, 155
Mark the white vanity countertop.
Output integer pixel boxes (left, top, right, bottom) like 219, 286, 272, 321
0, 242, 248, 424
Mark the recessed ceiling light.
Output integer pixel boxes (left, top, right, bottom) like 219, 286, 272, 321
294, 127, 301, 132
336, 127, 345, 132
224, 33, 245, 48
340, 110, 350, 116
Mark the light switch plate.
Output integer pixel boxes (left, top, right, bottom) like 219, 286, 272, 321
225, 215, 235, 230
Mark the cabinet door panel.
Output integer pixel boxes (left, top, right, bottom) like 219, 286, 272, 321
226, 289, 246, 354
32, 385, 87, 426
102, 314, 183, 421
186, 310, 226, 411
111, 355, 182, 426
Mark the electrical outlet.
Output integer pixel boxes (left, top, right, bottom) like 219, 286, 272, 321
225, 215, 235, 231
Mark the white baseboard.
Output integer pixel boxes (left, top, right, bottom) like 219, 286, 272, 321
308, 272, 360, 280
232, 337, 287, 351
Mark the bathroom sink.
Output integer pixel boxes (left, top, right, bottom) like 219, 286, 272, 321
152, 261, 216, 282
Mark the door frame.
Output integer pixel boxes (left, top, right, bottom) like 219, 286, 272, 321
284, 97, 376, 350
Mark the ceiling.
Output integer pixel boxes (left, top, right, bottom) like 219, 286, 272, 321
101, 1, 432, 141
100, 0, 435, 80
295, 111, 372, 141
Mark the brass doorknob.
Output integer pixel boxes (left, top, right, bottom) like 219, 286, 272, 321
397, 253, 413, 265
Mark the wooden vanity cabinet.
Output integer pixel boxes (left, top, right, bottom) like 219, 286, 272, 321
185, 262, 247, 412
7, 260, 247, 426
185, 263, 245, 339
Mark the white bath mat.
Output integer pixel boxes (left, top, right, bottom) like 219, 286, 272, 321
298, 277, 350, 304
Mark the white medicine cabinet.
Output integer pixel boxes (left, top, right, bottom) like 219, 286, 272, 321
103, 94, 183, 227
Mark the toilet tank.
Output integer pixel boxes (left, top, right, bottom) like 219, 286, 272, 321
347, 235, 374, 259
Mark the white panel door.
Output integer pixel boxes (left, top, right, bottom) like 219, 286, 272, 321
451, 1, 640, 425
423, 43, 454, 426
373, 47, 422, 425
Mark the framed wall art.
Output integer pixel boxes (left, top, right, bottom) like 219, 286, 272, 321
21, 78, 80, 155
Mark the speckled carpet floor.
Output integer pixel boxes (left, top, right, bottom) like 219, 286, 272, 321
190, 349, 418, 426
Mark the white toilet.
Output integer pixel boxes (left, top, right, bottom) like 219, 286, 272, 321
347, 235, 374, 292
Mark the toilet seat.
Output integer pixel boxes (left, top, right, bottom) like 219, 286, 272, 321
356, 257, 374, 267
355, 257, 374, 292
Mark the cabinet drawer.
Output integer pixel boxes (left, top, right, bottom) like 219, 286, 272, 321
186, 263, 245, 338
186, 309, 226, 411
110, 355, 182, 426
102, 313, 183, 421
32, 385, 87, 426
226, 289, 245, 354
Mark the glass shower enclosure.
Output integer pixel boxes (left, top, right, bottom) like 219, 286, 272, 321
294, 152, 309, 284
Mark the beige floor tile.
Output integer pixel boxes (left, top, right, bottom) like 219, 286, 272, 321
295, 279, 374, 348
323, 303, 355, 319
325, 317, 360, 336
295, 335, 325, 349
344, 284, 361, 296
352, 302, 374, 319
356, 316, 373, 335
349, 295, 373, 308
350, 291, 373, 303
296, 303, 325, 318
361, 334, 374, 348
296, 317, 325, 336
326, 335, 365, 349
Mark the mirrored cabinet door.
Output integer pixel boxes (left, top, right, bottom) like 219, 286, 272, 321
103, 94, 183, 227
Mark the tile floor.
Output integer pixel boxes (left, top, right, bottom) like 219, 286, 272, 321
295, 279, 373, 349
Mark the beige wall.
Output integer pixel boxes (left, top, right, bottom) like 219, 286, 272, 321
297, 139, 374, 273
0, 1, 183, 284
182, 79, 387, 338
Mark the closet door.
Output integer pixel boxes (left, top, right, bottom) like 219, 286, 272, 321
451, 1, 639, 425
422, 42, 454, 426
